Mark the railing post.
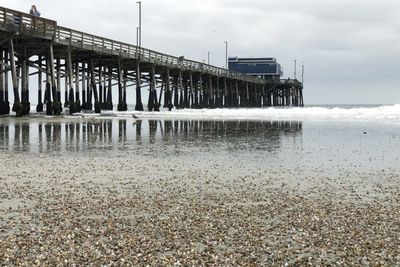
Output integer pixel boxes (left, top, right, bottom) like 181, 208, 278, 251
2, 8, 5, 26
69, 29, 72, 46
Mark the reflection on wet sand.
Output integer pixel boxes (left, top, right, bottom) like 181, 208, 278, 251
0, 119, 302, 153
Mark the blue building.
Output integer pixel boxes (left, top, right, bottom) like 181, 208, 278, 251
228, 57, 283, 81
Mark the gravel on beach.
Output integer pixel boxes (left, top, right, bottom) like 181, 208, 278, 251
1, 152, 400, 266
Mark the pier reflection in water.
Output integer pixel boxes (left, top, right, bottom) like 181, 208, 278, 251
0, 119, 303, 155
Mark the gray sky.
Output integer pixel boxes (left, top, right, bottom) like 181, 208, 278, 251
3, 0, 400, 104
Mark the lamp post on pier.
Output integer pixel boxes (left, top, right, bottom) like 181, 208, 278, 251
136, 27, 139, 47
136, 1, 142, 57
224, 41, 228, 69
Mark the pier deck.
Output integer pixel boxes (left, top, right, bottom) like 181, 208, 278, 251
0, 6, 304, 116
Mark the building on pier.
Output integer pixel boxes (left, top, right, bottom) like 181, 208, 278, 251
228, 57, 282, 81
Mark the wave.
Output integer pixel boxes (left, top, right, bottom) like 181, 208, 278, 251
99, 104, 400, 121
24, 104, 400, 121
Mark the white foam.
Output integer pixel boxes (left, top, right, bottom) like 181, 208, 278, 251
20, 104, 400, 121
127, 105, 400, 121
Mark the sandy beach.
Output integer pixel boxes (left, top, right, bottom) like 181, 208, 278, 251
1, 147, 399, 266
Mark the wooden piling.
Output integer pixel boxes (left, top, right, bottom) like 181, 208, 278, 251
98, 65, 103, 108
89, 59, 100, 113
102, 66, 107, 109
21, 43, 30, 115
74, 60, 81, 112
165, 68, 173, 110
152, 66, 160, 111
215, 77, 220, 108
0, 49, 4, 115
106, 66, 113, 110
56, 58, 62, 107
66, 51, 75, 113
117, 61, 124, 111
122, 68, 127, 111
198, 74, 203, 108
209, 76, 214, 108
81, 61, 86, 109
223, 78, 228, 108
3, 49, 10, 114
135, 62, 143, 111
179, 71, 184, 109
49, 45, 61, 114
189, 73, 194, 109
9, 39, 22, 116
63, 58, 69, 108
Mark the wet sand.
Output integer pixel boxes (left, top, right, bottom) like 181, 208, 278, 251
1, 150, 399, 266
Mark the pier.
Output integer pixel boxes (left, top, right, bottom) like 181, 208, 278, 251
0, 6, 304, 117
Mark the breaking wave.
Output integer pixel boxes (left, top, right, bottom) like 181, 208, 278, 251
22, 104, 400, 121
125, 104, 400, 121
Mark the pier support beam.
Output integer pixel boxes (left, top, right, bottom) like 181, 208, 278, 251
117, 61, 127, 112
64, 58, 69, 108
55, 58, 62, 108
21, 43, 30, 115
199, 74, 204, 108
0, 49, 4, 115
0, 49, 10, 115
189, 73, 194, 109
147, 65, 158, 111
102, 66, 107, 109
123, 68, 128, 111
74, 60, 81, 112
179, 71, 184, 109
153, 66, 160, 111
173, 75, 178, 108
66, 51, 76, 113
89, 59, 101, 113
1, 50, 10, 115
135, 62, 143, 111
209, 76, 214, 109
106, 66, 113, 110
9, 39, 22, 116
193, 75, 199, 109
98, 66, 103, 109
223, 78, 228, 108
49, 45, 62, 115
164, 68, 173, 110
81, 61, 87, 110
215, 77, 220, 108
234, 80, 239, 107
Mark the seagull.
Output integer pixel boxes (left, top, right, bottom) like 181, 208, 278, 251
132, 114, 139, 119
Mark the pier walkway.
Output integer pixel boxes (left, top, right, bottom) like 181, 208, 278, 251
0, 6, 304, 116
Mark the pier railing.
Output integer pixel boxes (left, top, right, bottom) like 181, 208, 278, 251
0, 7, 57, 39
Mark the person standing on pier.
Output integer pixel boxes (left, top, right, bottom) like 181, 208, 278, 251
29, 5, 41, 17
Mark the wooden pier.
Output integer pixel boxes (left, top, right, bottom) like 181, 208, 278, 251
0, 6, 304, 117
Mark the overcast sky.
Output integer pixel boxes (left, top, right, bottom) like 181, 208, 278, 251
3, 0, 400, 104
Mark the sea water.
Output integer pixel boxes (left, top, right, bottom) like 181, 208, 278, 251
1, 105, 400, 180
